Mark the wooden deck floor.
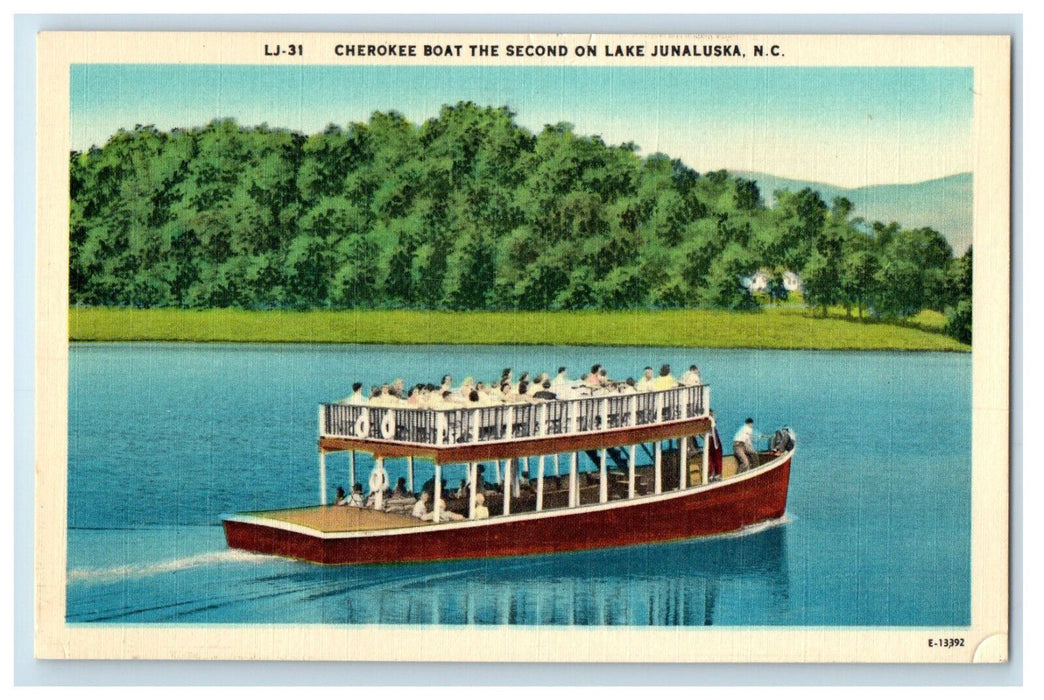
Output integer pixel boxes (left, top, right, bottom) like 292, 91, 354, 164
248, 452, 767, 534
257, 505, 426, 533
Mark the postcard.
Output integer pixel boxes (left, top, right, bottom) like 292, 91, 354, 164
35, 31, 1010, 663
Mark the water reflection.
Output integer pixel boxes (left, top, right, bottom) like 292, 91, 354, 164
299, 522, 790, 625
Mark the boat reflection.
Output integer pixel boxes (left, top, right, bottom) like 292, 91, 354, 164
301, 521, 790, 625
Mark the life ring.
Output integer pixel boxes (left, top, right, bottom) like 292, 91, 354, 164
354, 409, 370, 438
380, 410, 397, 439
369, 465, 388, 494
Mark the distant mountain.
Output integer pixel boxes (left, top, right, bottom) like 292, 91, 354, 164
735, 171, 973, 253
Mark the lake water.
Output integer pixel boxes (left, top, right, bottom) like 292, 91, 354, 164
67, 343, 971, 626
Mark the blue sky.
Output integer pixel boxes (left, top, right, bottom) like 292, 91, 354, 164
70, 64, 973, 188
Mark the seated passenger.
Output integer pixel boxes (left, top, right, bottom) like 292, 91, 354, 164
334, 486, 348, 506
680, 364, 703, 386
472, 492, 490, 520
454, 479, 469, 499
339, 382, 366, 406
422, 498, 464, 521
618, 377, 637, 394
551, 366, 569, 387
411, 491, 430, 519
636, 367, 655, 391
653, 364, 677, 390
347, 483, 365, 507
392, 477, 409, 498
533, 381, 557, 401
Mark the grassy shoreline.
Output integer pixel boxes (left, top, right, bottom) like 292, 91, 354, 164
69, 307, 970, 352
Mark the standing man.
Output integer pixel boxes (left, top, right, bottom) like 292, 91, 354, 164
708, 409, 723, 481
733, 417, 759, 473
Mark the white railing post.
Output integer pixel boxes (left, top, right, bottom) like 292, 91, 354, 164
407, 456, 415, 492
436, 411, 447, 446
318, 405, 326, 437
599, 448, 608, 503
538, 403, 547, 436
318, 449, 327, 505
600, 397, 608, 431
655, 392, 663, 422
472, 408, 481, 443
568, 401, 578, 434
629, 394, 637, 426
349, 450, 356, 491
505, 406, 515, 441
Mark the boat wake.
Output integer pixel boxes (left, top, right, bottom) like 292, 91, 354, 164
67, 548, 270, 584
719, 513, 793, 539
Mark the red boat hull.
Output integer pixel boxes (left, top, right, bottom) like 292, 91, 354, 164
224, 454, 791, 565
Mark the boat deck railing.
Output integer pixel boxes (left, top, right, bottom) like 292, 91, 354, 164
321, 384, 709, 447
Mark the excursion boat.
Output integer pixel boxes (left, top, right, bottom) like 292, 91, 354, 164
222, 383, 795, 565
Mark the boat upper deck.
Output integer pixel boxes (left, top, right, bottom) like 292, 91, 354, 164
319, 384, 711, 462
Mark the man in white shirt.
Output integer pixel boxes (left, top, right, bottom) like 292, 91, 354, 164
411, 491, 430, 519
341, 382, 366, 405
636, 366, 655, 392
680, 365, 702, 386
733, 418, 758, 473
551, 367, 569, 387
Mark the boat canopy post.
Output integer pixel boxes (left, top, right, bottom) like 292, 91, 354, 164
654, 441, 662, 494
599, 448, 608, 503
318, 448, 328, 506
628, 444, 636, 499
679, 434, 688, 490
468, 462, 477, 518
407, 456, 415, 492
372, 457, 386, 511
702, 429, 710, 485
348, 450, 356, 491
553, 453, 560, 476
494, 460, 502, 484
434, 461, 442, 523
503, 458, 512, 516
569, 452, 578, 508
536, 454, 545, 511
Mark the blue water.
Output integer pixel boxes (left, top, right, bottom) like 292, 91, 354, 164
67, 343, 971, 626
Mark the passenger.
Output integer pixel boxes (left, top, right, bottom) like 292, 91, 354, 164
618, 377, 637, 394
368, 387, 382, 403
468, 464, 488, 494
406, 386, 422, 406
339, 382, 366, 405
468, 389, 481, 405
517, 381, 535, 403
636, 366, 655, 391
770, 426, 795, 454
456, 376, 475, 400
454, 479, 469, 499
732, 417, 759, 473
334, 486, 348, 506
708, 410, 723, 482
472, 493, 490, 519
533, 381, 557, 401
390, 378, 406, 399
551, 366, 569, 387
347, 483, 366, 507
411, 491, 430, 519
680, 364, 703, 386
653, 364, 677, 390
440, 374, 453, 393
392, 477, 409, 498
423, 498, 464, 521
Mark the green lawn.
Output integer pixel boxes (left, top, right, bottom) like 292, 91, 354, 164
68, 307, 969, 351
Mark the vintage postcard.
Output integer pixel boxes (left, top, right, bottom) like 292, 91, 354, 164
35, 31, 1010, 663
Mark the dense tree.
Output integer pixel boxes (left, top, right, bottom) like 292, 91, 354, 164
68, 107, 969, 342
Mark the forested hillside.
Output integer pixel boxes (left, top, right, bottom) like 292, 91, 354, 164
69, 102, 972, 342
